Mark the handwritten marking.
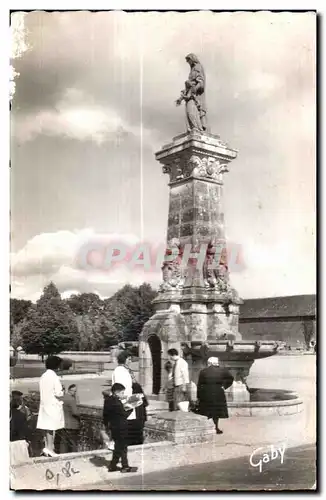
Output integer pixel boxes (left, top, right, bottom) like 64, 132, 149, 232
249, 444, 286, 473
45, 461, 80, 486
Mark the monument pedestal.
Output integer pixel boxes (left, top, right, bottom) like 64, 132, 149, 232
139, 131, 242, 394
139, 129, 282, 401
145, 411, 215, 444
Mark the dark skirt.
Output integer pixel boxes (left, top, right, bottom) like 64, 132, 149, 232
126, 402, 147, 446
198, 385, 229, 419
126, 419, 144, 446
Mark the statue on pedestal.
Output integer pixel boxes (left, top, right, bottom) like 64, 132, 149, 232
176, 53, 208, 133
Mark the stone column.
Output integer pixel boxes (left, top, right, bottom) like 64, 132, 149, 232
139, 340, 152, 395
139, 130, 241, 397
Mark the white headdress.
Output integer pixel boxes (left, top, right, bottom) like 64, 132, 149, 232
207, 357, 219, 366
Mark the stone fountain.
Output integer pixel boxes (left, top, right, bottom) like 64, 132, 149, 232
138, 55, 300, 441
139, 126, 283, 403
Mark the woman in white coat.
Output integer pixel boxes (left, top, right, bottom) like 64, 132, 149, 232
111, 351, 136, 421
37, 356, 64, 456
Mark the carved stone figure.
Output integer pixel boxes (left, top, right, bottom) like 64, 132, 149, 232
160, 238, 184, 291
203, 242, 233, 294
203, 245, 218, 288
188, 155, 229, 180
176, 54, 207, 133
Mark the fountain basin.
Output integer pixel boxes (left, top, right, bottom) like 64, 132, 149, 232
185, 340, 283, 361
228, 388, 303, 417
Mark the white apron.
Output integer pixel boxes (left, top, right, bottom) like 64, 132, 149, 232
112, 365, 136, 420
36, 369, 64, 430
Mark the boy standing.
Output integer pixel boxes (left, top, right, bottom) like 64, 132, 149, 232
103, 383, 138, 473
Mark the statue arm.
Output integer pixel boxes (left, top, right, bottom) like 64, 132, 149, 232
176, 91, 185, 106
194, 74, 204, 92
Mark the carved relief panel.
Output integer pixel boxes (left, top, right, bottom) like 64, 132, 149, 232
161, 154, 230, 183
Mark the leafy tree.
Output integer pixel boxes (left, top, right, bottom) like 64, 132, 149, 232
66, 293, 104, 316
10, 298, 32, 334
122, 283, 156, 341
20, 282, 79, 357
302, 320, 315, 349
75, 311, 119, 351
95, 315, 119, 349
20, 282, 157, 355
75, 314, 95, 351
10, 319, 27, 350
104, 283, 156, 342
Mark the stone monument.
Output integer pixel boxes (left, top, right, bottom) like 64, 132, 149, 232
139, 54, 282, 409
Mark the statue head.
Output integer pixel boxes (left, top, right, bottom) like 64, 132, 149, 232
185, 53, 200, 66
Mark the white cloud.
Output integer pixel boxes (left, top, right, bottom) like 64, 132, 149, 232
10, 228, 316, 302
12, 87, 155, 145
11, 229, 161, 301
10, 12, 315, 301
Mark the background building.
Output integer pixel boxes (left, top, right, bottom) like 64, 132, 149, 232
239, 295, 316, 348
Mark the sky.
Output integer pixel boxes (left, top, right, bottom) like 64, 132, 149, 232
10, 10, 316, 302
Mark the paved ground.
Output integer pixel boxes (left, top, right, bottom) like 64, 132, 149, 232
11, 354, 316, 491
10, 354, 316, 426
84, 443, 316, 491
11, 355, 315, 404
10, 362, 136, 406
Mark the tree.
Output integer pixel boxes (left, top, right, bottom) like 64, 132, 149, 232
122, 283, 157, 341
302, 320, 315, 349
66, 293, 104, 316
104, 283, 156, 342
10, 319, 26, 350
10, 298, 32, 334
75, 311, 119, 351
20, 282, 79, 357
75, 314, 96, 351
95, 315, 119, 349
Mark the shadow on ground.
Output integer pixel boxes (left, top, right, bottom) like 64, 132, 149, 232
89, 456, 112, 469
84, 444, 316, 491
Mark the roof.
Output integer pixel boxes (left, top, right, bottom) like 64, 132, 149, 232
239, 294, 316, 320
240, 320, 308, 346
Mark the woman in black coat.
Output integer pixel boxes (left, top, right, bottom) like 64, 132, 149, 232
197, 357, 234, 434
126, 381, 148, 446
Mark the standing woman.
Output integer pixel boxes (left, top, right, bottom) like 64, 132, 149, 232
197, 357, 234, 434
36, 356, 64, 456
127, 381, 148, 446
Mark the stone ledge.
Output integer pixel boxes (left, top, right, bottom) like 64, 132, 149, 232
11, 438, 315, 491
145, 411, 215, 444
156, 132, 237, 161
228, 399, 303, 417
11, 441, 173, 468
228, 397, 303, 408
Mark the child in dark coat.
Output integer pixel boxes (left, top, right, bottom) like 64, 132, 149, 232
164, 361, 175, 411
10, 391, 31, 443
103, 383, 138, 473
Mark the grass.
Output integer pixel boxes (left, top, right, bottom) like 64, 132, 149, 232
10, 359, 102, 379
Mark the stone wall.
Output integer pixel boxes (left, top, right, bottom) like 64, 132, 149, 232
20, 394, 160, 457
239, 319, 315, 348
